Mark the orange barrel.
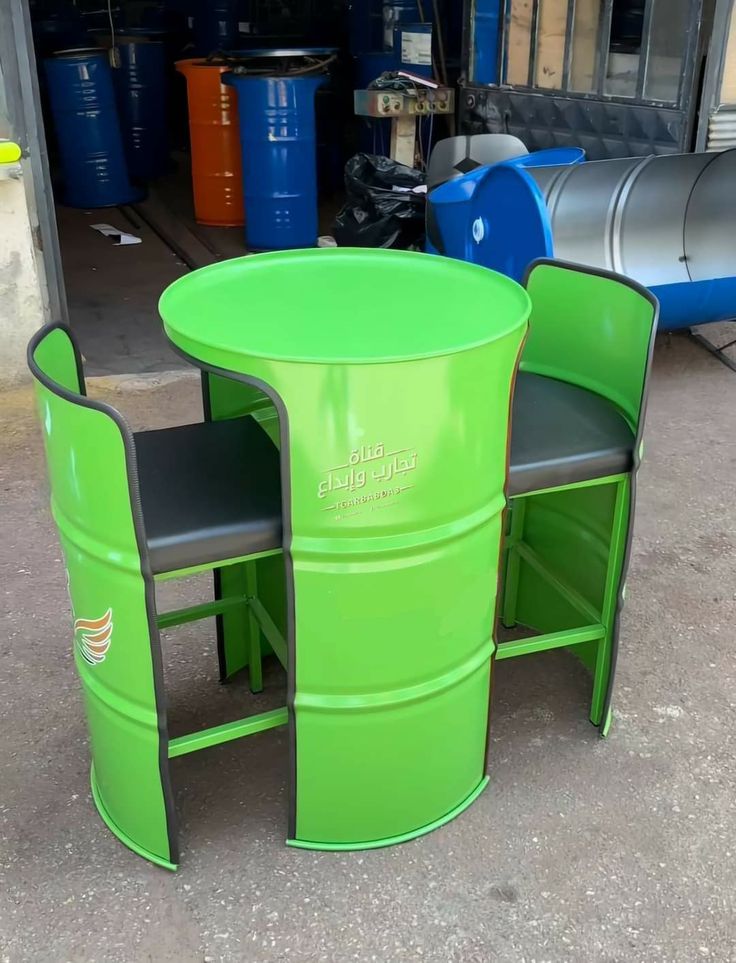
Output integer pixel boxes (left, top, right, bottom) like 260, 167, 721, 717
175, 58, 244, 226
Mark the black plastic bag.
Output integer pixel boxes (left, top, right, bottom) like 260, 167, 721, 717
334, 153, 426, 249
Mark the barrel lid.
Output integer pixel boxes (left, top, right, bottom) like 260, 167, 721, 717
160, 249, 530, 366
178, 48, 337, 70
92, 32, 165, 45
222, 50, 336, 79
232, 47, 339, 58
117, 27, 168, 37
177, 55, 250, 69
51, 47, 106, 58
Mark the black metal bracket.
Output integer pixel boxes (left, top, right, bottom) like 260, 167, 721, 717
689, 323, 736, 373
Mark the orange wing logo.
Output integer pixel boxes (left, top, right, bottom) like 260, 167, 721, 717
74, 608, 113, 665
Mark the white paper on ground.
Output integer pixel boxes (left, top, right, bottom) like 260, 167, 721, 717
389, 184, 428, 194
90, 223, 142, 246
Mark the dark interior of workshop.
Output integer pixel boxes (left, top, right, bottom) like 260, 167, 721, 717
28, 1, 464, 374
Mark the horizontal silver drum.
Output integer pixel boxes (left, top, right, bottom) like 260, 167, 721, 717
528, 150, 736, 288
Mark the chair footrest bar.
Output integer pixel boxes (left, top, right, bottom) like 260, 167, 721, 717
247, 597, 288, 669
168, 706, 288, 758
495, 624, 605, 660
156, 594, 250, 630
515, 542, 602, 625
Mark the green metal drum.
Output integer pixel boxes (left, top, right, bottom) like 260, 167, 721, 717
29, 326, 177, 867
160, 249, 529, 850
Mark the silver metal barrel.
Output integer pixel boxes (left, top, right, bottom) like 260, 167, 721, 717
528, 150, 736, 288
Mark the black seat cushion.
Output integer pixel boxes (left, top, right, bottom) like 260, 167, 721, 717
134, 416, 282, 575
509, 372, 635, 497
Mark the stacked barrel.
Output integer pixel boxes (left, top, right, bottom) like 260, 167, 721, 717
175, 59, 244, 227
35, 6, 332, 250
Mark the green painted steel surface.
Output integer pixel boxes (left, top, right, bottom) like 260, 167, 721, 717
201, 371, 282, 682
30, 326, 176, 868
501, 261, 657, 733
168, 707, 288, 758
286, 777, 491, 852
161, 248, 529, 849
164, 249, 528, 365
32, 325, 84, 393
521, 261, 656, 432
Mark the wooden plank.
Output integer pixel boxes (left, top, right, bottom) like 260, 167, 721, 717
507, 0, 534, 86
126, 187, 221, 270
721, 9, 736, 105
535, 0, 568, 89
570, 0, 601, 92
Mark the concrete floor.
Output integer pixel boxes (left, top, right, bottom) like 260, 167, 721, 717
58, 164, 346, 379
1, 333, 735, 962
57, 204, 190, 377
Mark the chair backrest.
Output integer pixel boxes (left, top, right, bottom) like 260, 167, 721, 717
522, 260, 659, 438
27, 323, 146, 571
29, 323, 178, 864
427, 134, 528, 189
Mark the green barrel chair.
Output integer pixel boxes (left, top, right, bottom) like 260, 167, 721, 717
500, 260, 659, 734
28, 323, 287, 870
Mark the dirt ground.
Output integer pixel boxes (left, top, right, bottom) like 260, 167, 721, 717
1, 332, 735, 962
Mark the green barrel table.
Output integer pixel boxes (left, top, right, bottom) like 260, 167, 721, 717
160, 248, 529, 851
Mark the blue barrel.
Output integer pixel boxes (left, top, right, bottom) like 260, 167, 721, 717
44, 50, 142, 208
383, 0, 422, 49
349, 0, 384, 54
113, 38, 169, 181
224, 72, 327, 250
426, 148, 586, 257
427, 148, 736, 330
193, 0, 239, 56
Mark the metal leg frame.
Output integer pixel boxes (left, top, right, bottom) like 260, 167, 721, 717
500, 498, 526, 629
689, 325, 736, 374
155, 561, 289, 762
213, 561, 259, 689
497, 476, 631, 733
